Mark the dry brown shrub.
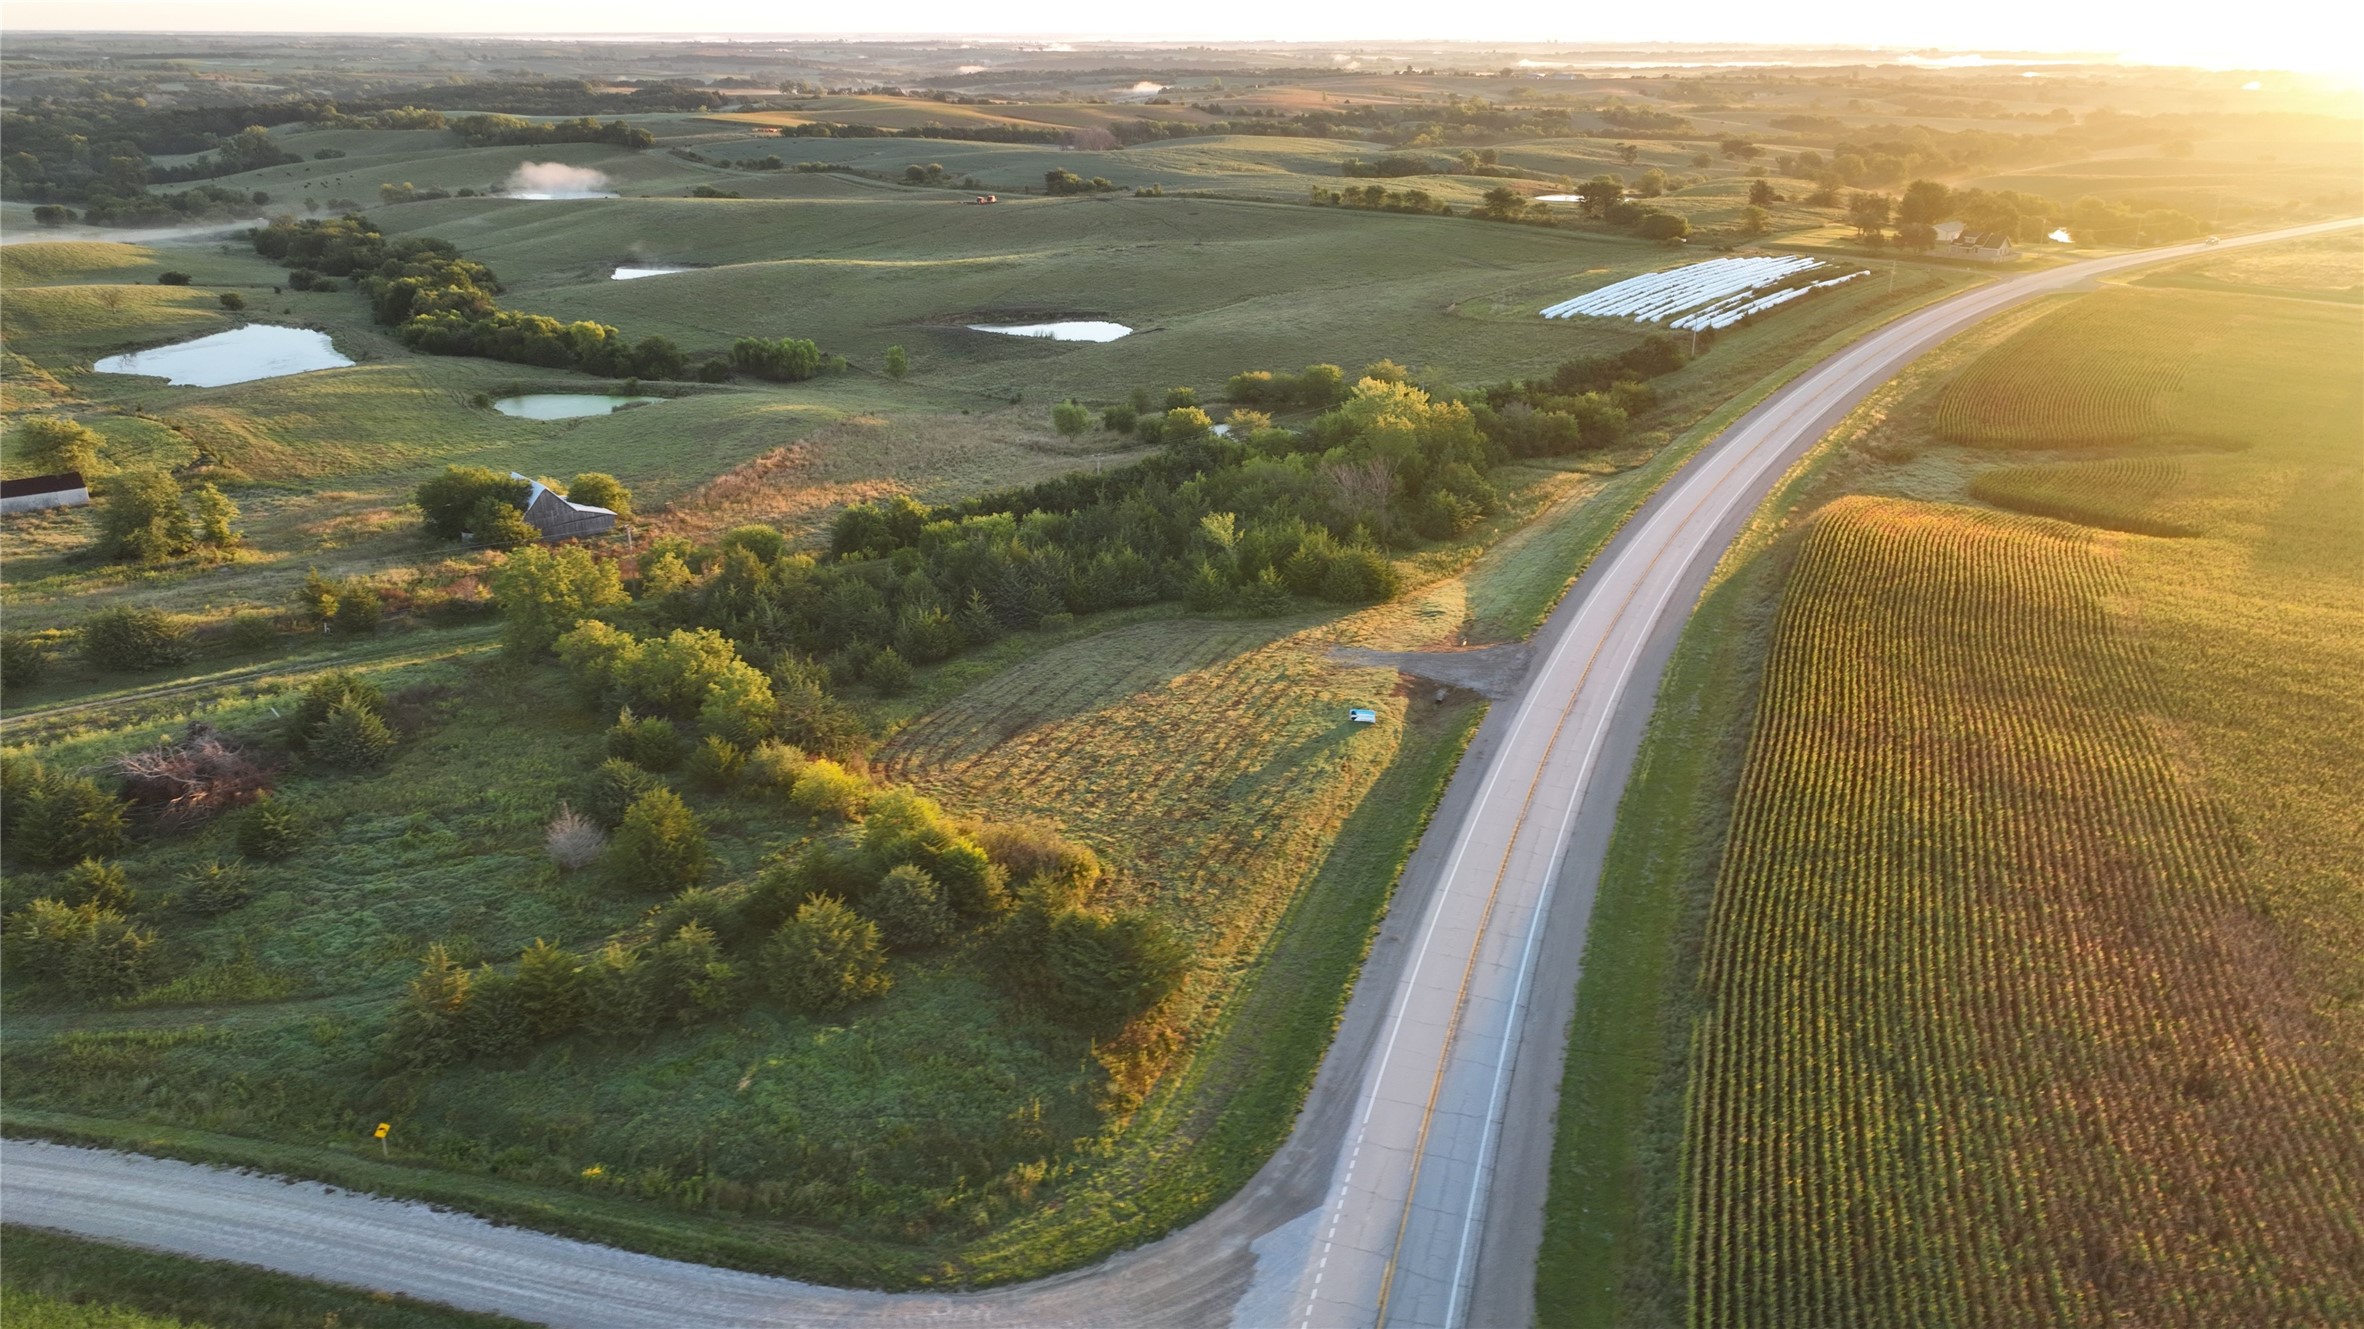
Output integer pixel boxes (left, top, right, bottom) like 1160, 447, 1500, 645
546, 803, 606, 870
114, 722, 272, 828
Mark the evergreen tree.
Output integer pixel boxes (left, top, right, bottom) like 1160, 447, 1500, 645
189, 482, 241, 547
608, 787, 708, 890
513, 940, 587, 1042
583, 941, 656, 1038
381, 943, 471, 1069
235, 795, 303, 861
866, 864, 955, 949
763, 896, 891, 1015
58, 858, 135, 912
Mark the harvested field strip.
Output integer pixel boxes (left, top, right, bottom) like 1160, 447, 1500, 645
1683, 495, 2364, 1328
1967, 456, 2197, 536
879, 614, 1401, 1013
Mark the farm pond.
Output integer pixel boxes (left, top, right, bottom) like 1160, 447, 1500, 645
612, 264, 698, 280
92, 325, 353, 386
493, 394, 665, 420
967, 321, 1133, 342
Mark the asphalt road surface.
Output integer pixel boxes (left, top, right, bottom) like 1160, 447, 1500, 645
7, 218, 2355, 1329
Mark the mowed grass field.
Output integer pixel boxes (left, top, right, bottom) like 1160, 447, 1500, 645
3, 170, 1915, 655
1676, 280, 2364, 1324
369, 189, 1668, 397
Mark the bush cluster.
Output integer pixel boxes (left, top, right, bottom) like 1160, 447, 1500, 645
1, 758, 130, 868
285, 672, 395, 769
3, 896, 157, 1001
380, 786, 1173, 1072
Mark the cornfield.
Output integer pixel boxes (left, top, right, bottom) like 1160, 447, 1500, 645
1681, 496, 2363, 1328
1967, 457, 2197, 537
1934, 293, 2198, 447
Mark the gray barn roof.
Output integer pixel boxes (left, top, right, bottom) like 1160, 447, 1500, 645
512, 473, 617, 541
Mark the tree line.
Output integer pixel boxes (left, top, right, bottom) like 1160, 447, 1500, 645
1835, 177, 2202, 249
447, 114, 654, 150
1, 84, 686, 213
252, 215, 712, 379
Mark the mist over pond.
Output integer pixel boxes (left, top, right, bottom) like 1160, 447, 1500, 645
504, 162, 616, 199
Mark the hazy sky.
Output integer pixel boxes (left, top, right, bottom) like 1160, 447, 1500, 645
5, 0, 2356, 78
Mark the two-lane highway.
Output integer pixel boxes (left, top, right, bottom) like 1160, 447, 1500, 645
6, 218, 2354, 1329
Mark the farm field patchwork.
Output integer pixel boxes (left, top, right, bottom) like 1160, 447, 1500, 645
7, 37, 2359, 1310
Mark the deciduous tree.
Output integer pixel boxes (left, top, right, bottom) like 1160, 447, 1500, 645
492, 544, 628, 656
97, 470, 195, 562
16, 417, 103, 475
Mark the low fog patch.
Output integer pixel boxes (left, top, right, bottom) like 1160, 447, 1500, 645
504, 163, 616, 199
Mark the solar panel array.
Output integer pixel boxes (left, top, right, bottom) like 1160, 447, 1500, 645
1541, 256, 1871, 332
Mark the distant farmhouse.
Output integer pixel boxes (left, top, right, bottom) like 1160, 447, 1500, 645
514, 472, 617, 541
1935, 220, 2016, 262
0, 471, 91, 516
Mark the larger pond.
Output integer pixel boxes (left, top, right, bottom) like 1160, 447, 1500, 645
612, 263, 697, 280
493, 394, 665, 420
93, 325, 353, 387
967, 320, 1133, 342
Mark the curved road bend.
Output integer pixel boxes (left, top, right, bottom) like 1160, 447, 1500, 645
6, 219, 2355, 1329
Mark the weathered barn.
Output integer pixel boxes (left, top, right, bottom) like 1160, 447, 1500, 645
0, 471, 91, 516
513, 472, 617, 541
